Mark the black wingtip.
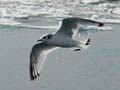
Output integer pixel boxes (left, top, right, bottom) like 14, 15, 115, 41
30, 64, 40, 81
98, 22, 104, 27
30, 64, 35, 81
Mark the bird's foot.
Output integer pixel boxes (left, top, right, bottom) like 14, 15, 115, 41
87, 38, 91, 43
85, 42, 90, 45
85, 38, 91, 45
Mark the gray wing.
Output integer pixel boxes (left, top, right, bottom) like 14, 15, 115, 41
56, 17, 104, 38
30, 42, 57, 80
77, 26, 98, 43
77, 25, 113, 43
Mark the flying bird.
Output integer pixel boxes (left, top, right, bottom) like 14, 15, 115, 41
29, 17, 104, 80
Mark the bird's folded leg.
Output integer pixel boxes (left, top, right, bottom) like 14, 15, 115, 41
74, 48, 81, 51
85, 38, 91, 45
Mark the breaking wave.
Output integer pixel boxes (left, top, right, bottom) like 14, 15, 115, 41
0, 0, 120, 28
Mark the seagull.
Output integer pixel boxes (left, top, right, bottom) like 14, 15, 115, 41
29, 17, 104, 80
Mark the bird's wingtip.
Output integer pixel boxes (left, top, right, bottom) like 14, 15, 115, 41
30, 72, 40, 81
98, 22, 104, 27
30, 63, 40, 81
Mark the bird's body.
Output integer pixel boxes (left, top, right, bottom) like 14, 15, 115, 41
29, 17, 105, 80
47, 34, 80, 47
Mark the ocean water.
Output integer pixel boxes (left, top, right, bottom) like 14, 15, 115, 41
0, 0, 120, 90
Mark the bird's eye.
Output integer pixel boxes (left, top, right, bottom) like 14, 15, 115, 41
43, 36, 46, 39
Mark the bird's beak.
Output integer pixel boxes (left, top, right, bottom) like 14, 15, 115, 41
37, 39, 42, 42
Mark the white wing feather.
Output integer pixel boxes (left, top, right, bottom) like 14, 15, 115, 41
30, 42, 57, 80
56, 17, 104, 38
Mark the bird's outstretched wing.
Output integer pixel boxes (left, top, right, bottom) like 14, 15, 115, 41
77, 25, 113, 43
30, 42, 57, 80
56, 17, 104, 38
76, 26, 98, 44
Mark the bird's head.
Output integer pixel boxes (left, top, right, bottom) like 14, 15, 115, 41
37, 34, 53, 42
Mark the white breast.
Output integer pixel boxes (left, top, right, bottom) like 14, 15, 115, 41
48, 33, 79, 47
